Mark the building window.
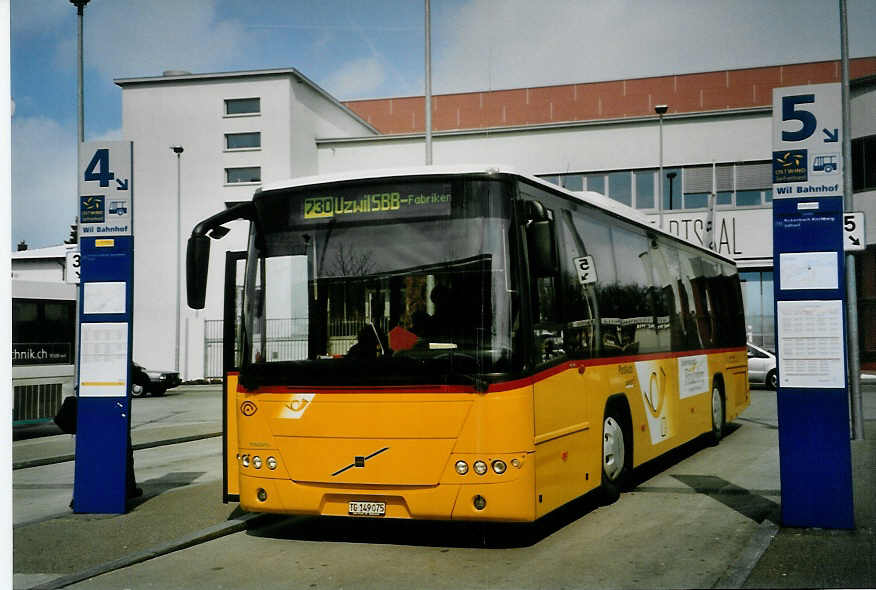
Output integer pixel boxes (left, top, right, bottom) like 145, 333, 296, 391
740, 270, 774, 349
225, 132, 261, 150
662, 168, 682, 210
561, 174, 583, 191
634, 170, 655, 209
224, 98, 260, 116
852, 134, 876, 191
684, 193, 709, 209
225, 167, 261, 184
736, 190, 763, 207
607, 171, 632, 207
585, 174, 604, 194
541, 161, 775, 211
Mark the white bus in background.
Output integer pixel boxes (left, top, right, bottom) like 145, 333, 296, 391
12, 279, 77, 425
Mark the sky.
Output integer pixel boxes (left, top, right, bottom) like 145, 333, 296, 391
8, 0, 876, 249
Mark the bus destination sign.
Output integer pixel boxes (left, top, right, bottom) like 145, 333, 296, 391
301, 184, 452, 222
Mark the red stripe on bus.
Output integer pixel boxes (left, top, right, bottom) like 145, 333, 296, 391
485, 347, 745, 393
228, 346, 745, 395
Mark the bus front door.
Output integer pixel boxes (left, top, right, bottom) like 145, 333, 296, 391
222, 251, 246, 502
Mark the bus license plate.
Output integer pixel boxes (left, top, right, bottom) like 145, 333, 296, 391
349, 501, 386, 517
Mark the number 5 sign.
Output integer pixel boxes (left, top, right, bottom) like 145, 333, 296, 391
772, 84, 844, 198
574, 255, 597, 285
844, 212, 865, 252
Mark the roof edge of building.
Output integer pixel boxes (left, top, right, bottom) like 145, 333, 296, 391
316, 105, 772, 144
342, 56, 876, 104
114, 67, 379, 135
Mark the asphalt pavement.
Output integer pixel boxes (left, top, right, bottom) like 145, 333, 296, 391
9, 382, 876, 590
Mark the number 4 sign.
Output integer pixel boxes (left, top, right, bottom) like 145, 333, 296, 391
78, 141, 133, 238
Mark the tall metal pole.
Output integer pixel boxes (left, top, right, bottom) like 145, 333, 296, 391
840, 0, 864, 440
655, 105, 668, 228
70, 0, 88, 394
171, 146, 184, 374
73, 1, 87, 144
424, 0, 433, 165
658, 116, 663, 227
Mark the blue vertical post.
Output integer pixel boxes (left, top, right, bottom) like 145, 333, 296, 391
73, 141, 134, 514
772, 197, 854, 528
772, 83, 854, 529
73, 237, 134, 514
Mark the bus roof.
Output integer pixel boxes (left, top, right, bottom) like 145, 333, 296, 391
259, 165, 736, 264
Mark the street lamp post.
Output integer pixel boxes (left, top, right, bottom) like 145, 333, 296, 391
655, 104, 668, 229
424, 0, 433, 165
70, 0, 89, 144
69, 0, 89, 397
170, 146, 184, 374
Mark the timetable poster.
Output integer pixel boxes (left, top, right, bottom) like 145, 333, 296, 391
776, 300, 844, 389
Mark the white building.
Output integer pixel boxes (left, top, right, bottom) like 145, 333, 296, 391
115, 69, 376, 375
114, 59, 876, 379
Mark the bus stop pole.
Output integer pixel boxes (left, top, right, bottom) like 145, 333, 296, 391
424, 0, 432, 166
840, 0, 864, 440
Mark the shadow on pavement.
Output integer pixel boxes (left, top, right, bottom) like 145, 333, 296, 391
672, 474, 780, 525
127, 471, 207, 509
13, 423, 63, 441
247, 489, 606, 550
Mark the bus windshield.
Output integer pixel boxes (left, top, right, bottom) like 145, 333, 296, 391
240, 177, 518, 389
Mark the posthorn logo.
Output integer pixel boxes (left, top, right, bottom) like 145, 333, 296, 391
240, 401, 257, 416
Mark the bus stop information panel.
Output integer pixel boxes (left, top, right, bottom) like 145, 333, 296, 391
74, 141, 134, 514
772, 84, 853, 529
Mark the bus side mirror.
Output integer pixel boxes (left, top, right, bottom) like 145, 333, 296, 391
187, 235, 210, 309
526, 202, 558, 277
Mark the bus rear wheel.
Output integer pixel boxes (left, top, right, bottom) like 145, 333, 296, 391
600, 408, 630, 503
709, 381, 725, 445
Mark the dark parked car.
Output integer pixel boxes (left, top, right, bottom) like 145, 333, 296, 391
131, 363, 181, 397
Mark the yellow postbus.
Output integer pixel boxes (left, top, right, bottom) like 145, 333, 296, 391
187, 166, 749, 522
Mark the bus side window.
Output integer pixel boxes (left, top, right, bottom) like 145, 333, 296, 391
645, 239, 683, 354
532, 261, 563, 365
558, 209, 597, 359
570, 211, 617, 358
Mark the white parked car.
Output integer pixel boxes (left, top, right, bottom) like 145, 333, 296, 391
747, 343, 777, 390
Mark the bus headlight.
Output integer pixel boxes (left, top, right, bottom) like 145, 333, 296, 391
241, 454, 250, 468
492, 460, 507, 474
473, 460, 488, 475
455, 460, 469, 475
267, 456, 278, 470
252, 456, 262, 469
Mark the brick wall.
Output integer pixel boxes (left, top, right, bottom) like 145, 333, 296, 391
344, 57, 876, 134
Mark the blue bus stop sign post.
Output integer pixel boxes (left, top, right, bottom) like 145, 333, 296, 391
772, 84, 854, 529
73, 141, 134, 514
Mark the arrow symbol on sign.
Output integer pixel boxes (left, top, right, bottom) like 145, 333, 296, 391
850, 236, 860, 246
823, 128, 839, 142
116, 178, 129, 191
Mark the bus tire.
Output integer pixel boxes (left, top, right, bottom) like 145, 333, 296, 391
600, 404, 630, 504
709, 379, 725, 445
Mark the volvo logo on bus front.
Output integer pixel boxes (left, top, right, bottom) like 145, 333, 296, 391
332, 447, 390, 477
